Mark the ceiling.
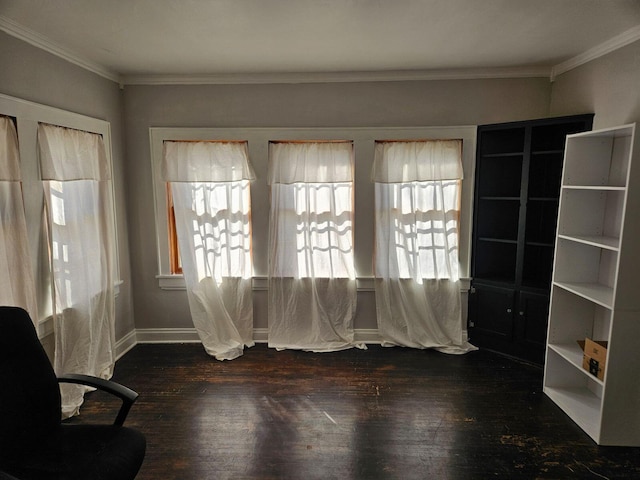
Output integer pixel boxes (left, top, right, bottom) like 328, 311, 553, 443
1, 0, 640, 84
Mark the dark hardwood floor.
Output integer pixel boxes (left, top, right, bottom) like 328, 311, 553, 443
66, 343, 640, 479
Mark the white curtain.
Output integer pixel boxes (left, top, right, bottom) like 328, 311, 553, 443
162, 141, 254, 361
373, 140, 476, 354
38, 123, 116, 417
267, 142, 362, 352
0, 116, 37, 320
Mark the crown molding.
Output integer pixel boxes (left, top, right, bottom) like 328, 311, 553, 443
0, 15, 121, 84
122, 66, 551, 86
551, 24, 640, 81
2, 12, 638, 86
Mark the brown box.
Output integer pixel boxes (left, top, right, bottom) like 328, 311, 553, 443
577, 338, 608, 380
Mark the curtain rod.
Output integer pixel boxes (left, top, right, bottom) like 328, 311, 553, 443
38, 122, 103, 138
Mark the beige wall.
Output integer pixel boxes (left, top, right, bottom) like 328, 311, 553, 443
550, 41, 640, 129
0, 32, 135, 341
123, 79, 551, 331
13, 30, 639, 340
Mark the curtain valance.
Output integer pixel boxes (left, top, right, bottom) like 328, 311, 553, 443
371, 140, 463, 183
268, 142, 353, 184
162, 141, 254, 182
38, 123, 109, 181
0, 116, 21, 181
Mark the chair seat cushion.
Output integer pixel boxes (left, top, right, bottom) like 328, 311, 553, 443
3, 424, 145, 480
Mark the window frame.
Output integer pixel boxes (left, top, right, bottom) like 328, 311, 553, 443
268, 140, 355, 280
0, 93, 120, 330
374, 178, 463, 280
150, 126, 476, 291
166, 183, 182, 274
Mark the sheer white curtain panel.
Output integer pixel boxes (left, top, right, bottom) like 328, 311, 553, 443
267, 142, 361, 352
38, 123, 117, 417
162, 141, 255, 360
0, 116, 37, 320
373, 140, 476, 354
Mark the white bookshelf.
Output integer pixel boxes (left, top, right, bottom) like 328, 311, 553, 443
543, 123, 640, 446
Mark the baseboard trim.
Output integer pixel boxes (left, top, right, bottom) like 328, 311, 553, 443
115, 329, 138, 360
135, 328, 202, 344
50, 325, 469, 356
134, 327, 383, 345
131, 327, 470, 347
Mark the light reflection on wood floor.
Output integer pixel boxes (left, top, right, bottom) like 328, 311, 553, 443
66, 343, 640, 479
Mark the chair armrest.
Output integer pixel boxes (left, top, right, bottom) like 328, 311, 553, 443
0, 470, 21, 480
58, 373, 139, 426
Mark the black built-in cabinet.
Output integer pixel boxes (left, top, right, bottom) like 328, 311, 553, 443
468, 114, 594, 364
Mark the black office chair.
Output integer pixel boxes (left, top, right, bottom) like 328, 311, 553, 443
0, 306, 146, 480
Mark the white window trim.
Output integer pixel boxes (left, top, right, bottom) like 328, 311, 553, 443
150, 126, 476, 293
0, 93, 121, 327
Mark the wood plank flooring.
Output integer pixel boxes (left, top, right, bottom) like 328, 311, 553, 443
65, 344, 640, 479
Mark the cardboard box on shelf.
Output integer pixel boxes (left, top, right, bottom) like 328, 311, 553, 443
577, 338, 608, 380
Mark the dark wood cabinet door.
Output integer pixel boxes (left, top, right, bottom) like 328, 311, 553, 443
514, 290, 550, 364
469, 286, 549, 364
469, 114, 594, 364
469, 284, 515, 344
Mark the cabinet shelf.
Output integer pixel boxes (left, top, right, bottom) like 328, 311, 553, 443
543, 386, 602, 439
471, 277, 515, 288
557, 234, 619, 251
528, 197, 558, 202
526, 241, 554, 248
548, 343, 604, 385
562, 185, 626, 191
553, 281, 613, 309
532, 149, 564, 156
478, 237, 517, 244
481, 151, 524, 158
479, 196, 520, 201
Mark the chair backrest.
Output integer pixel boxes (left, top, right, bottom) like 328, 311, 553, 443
0, 307, 61, 461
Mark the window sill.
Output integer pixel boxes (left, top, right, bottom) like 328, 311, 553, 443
156, 275, 471, 292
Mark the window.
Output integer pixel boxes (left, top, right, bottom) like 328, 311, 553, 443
372, 139, 476, 353
162, 140, 255, 360
267, 141, 359, 351
164, 140, 254, 281
150, 126, 476, 294
373, 140, 463, 283
1, 94, 119, 328
166, 184, 182, 274
38, 122, 118, 417
270, 181, 354, 279
171, 180, 253, 281
0, 115, 37, 317
374, 179, 461, 282
268, 141, 355, 280
47, 179, 110, 305
167, 179, 253, 278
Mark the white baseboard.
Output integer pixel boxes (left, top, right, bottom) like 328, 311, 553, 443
134, 327, 383, 345
51, 325, 469, 356
135, 328, 202, 344
40, 320, 139, 361
115, 329, 138, 360
130, 327, 468, 347
355, 329, 382, 344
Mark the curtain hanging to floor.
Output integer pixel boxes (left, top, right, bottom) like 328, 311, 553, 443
267, 142, 362, 352
0, 116, 37, 320
162, 141, 254, 360
372, 140, 476, 354
38, 123, 117, 417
